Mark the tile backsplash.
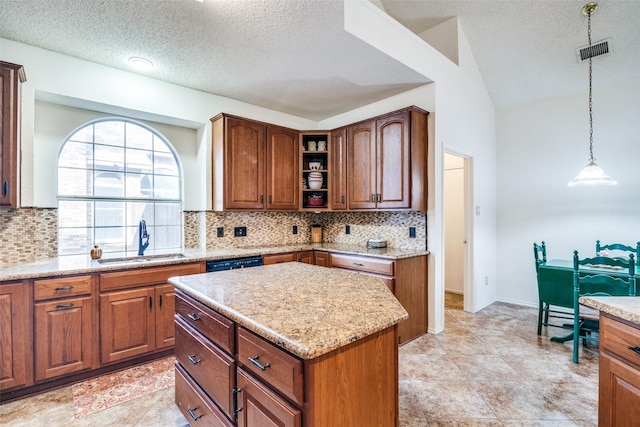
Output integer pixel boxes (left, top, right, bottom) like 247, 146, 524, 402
1, 208, 426, 264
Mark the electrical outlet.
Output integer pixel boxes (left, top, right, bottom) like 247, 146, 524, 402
345, 225, 351, 234
409, 227, 416, 238
216, 227, 224, 237
484, 276, 489, 286
234, 226, 247, 237
293, 225, 298, 235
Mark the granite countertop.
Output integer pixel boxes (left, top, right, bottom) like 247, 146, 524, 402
169, 262, 408, 360
0, 243, 429, 282
579, 296, 640, 325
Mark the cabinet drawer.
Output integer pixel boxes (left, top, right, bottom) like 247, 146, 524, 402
330, 253, 394, 276
175, 291, 235, 355
175, 362, 234, 427
175, 317, 235, 420
601, 313, 640, 367
237, 327, 303, 406
99, 263, 203, 292
263, 253, 296, 265
34, 275, 92, 301
237, 367, 301, 427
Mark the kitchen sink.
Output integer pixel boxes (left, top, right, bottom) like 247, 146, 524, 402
97, 253, 190, 264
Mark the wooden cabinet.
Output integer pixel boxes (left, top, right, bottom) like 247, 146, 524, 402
0, 62, 26, 208
212, 114, 298, 211
598, 313, 640, 426
313, 251, 330, 267
330, 253, 427, 344
347, 107, 428, 211
0, 281, 31, 391
33, 275, 96, 381
296, 251, 313, 264
263, 252, 296, 265
330, 127, 347, 210
99, 263, 203, 364
175, 290, 399, 427
300, 132, 330, 210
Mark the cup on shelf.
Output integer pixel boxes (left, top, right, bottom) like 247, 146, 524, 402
308, 161, 322, 170
307, 141, 317, 151
317, 140, 326, 151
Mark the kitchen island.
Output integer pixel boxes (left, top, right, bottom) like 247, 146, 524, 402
579, 296, 640, 426
169, 262, 408, 427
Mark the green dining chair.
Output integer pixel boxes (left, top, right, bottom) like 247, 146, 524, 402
534, 241, 574, 335
596, 240, 640, 261
571, 251, 636, 363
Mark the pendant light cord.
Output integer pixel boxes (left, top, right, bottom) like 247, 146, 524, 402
587, 9, 595, 164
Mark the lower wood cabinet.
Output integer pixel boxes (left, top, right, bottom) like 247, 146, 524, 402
312, 251, 330, 267
262, 252, 296, 265
34, 295, 95, 380
330, 253, 427, 344
296, 251, 313, 264
0, 281, 30, 391
33, 274, 97, 382
174, 290, 399, 427
598, 313, 640, 426
99, 263, 203, 364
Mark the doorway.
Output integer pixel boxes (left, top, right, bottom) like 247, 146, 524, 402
444, 152, 470, 312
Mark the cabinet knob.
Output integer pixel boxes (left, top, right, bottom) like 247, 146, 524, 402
55, 303, 75, 310
260, 195, 264, 203
248, 355, 271, 371
2, 181, 7, 197
187, 408, 202, 421
54, 286, 74, 291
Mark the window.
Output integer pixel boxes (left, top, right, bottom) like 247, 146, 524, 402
57, 119, 182, 256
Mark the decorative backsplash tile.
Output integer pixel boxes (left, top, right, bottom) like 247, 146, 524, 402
0, 208, 426, 264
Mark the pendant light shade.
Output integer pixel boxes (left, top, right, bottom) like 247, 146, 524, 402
568, 162, 616, 186
568, 2, 616, 187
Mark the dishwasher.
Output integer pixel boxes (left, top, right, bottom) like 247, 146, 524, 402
205, 255, 263, 272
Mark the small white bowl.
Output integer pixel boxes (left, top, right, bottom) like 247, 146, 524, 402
308, 181, 323, 189
308, 162, 322, 170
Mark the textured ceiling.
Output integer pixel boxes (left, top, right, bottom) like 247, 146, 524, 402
1, 0, 639, 120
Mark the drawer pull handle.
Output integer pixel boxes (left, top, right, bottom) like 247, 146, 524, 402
56, 303, 75, 310
628, 346, 640, 355
187, 408, 202, 421
233, 387, 242, 414
353, 262, 364, 267
187, 354, 201, 365
54, 286, 74, 291
187, 313, 201, 322
248, 355, 270, 371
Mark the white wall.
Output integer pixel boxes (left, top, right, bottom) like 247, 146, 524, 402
496, 76, 640, 306
344, 1, 497, 333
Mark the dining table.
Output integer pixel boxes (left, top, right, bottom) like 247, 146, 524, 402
537, 258, 639, 342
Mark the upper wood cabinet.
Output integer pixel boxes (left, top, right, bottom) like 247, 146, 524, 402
0, 61, 26, 208
212, 114, 298, 211
347, 108, 428, 210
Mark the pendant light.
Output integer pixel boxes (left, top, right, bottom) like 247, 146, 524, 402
568, 2, 616, 186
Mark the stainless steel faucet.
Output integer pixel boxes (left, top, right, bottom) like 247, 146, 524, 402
138, 219, 150, 256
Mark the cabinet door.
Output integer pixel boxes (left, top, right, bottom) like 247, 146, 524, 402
0, 62, 26, 208
347, 120, 376, 209
297, 251, 313, 264
236, 368, 301, 427
155, 284, 175, 350
0, 282, 29, 390
100, 287, 155, 364
313, 252, 330, 267
224, 117, 265, 210
599, 351, 640, 426
376, 110, 410, 209
330, 127, 347, 210
34, 295, 94, 380
266, 125, 299, 210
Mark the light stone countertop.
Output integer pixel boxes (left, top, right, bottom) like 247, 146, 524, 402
169, 262, 409, 360
0, 243, 428, 281
579, 296, 640, 325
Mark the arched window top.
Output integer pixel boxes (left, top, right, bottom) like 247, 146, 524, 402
58, 118, 181, 200
57, 118, 183, 256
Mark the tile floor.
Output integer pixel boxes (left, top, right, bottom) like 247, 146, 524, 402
1, 294, 599, 426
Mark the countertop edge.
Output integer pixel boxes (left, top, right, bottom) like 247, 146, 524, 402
579, 296, 640, 326
0, 244, 429, 281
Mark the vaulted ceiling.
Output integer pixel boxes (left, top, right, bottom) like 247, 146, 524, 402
1, 0, 639, 121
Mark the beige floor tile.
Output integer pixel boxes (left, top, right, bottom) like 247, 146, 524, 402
410, 379, 498, 420
449, 354, 519, 380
